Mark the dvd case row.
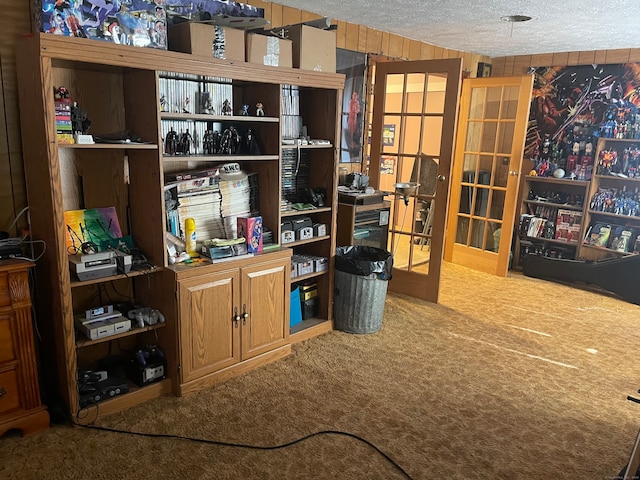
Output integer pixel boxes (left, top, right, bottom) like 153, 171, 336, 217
158, 73, 233, 116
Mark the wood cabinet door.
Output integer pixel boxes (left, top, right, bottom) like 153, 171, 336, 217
178, 269, 241, 383
240, 258, 290, 361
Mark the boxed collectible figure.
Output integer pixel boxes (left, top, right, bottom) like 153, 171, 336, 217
165, 0, 264, 25
237, 216, 263, 253
286, 24, 336, 73
246, 33, 292, 68
33, 0, 167, 49
168, 22, 245, 61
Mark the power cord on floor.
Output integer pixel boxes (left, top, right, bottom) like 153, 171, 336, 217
70, 417, 414, 479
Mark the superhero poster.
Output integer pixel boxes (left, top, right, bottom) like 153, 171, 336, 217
526, 63, 640, 179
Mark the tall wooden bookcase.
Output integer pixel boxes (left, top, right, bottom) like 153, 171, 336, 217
16, 34, 343, 419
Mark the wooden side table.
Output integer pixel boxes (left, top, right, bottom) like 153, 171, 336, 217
0, 259, 49, 436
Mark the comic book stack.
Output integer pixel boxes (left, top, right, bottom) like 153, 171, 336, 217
55, 97, 74, 145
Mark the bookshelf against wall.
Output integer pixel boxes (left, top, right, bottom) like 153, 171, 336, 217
581, 137, 640, 261
16, 34, 343, 417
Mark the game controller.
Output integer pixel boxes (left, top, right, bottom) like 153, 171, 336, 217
127, 307, 165, 328
134, 344, 165, 367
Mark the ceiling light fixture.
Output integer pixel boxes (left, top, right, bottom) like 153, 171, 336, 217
500, 15, 533, 23
500, 14, 532, 38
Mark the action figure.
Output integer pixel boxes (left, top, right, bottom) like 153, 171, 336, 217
182, 96, 191, 114
203, 129, 219, 155
241, 104, 250, 116
165, 128, 178, 155
255, 102, 264, 116
222, 99, 232, 115
201, 92, 214, 114
71, 102, 90, 134
220, 126, 240, 154
178, 129, 194, 155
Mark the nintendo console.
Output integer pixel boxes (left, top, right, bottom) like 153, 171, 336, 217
69, 250, 131, 281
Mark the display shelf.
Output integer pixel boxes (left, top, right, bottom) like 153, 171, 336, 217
70, 267, 162, 289
162, 154, 279, 162
281, 207, 332, 217
291, 269, 329, 283
75, 322, 166, 349
525, 176, 589, 187
289, 318, 333, 343
514, 173, 590, 268
17, 33, 343, 419
76, 378, 172, 423
579, 137, 640, 260
286, 235, 331, 247
521, 236, 579, 247
160, 112, 279, 123
523, 200, 583, 211
281, 143, 334, 149
60, 143, 158, 150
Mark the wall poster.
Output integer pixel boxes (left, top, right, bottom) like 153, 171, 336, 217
527, 63, 640, 180
337, 48, 367, 164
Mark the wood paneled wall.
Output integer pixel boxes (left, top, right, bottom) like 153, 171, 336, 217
0, 1, 492, 235
493, 48, 640, 76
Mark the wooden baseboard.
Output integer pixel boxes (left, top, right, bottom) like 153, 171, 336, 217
178, 345, 291, 396
0, 406, 50, 437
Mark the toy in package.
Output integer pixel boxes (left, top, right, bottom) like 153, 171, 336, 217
35, 0, 167, 49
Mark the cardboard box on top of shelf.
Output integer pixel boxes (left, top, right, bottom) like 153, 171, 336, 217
246, 33, 292, 68
168, 22, 245, 61
286, 24, 336, 73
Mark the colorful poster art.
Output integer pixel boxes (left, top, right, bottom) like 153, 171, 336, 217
63, 207, 123, 254
527, 63, 640, 180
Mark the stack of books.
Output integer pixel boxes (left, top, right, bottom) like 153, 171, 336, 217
219, 176, 251, 239
55, 98, 74, 144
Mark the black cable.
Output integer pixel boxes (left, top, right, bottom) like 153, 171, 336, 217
71, 420, 414, 479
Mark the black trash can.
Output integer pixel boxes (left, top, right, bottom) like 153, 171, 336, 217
334, 246, 393, 334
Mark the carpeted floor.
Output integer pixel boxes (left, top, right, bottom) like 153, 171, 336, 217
2, 262, 640, 479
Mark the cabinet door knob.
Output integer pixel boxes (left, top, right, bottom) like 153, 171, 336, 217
233, 307, 240, 328
242, 304, 249, 325
437, 174, 447, 182
0, 387, 6, 399
509, 171, 519, 176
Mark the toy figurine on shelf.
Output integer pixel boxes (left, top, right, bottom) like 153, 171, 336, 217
222, 99, 232, 115
220, 126, 240, 154
203, 129, 220, 155
255, 102, 264, 116
178, 129, 194, 155
241, 104, 250, 116
71, 101, 93, 143
159, 94, 168, 112
182, 96, 191, 114
165, 128, 178, 155
240, 128, 261, 155
201, 92, 214, 115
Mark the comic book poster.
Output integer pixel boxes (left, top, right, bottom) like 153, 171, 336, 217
526, 63, 640, 179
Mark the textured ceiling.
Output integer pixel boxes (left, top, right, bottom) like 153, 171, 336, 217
271, 0, 640, 58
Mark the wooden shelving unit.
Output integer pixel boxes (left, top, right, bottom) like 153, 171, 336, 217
514, 176, 589, 267
16, 34, 343, 418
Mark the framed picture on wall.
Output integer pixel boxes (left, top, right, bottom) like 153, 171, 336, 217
337, 48, 367, 163
382, 124, 395, 146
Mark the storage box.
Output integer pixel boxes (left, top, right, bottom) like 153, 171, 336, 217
168, 22, 245, 61
286, 25, 336, 73
237, 216, 263, 253
290, 286, 302, 328
32, 0, 168, 50
246, 33, 292, 68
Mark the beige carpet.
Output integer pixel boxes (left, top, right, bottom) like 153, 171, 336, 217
2, 262, 640, 479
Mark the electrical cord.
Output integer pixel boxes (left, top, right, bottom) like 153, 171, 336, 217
71, 416, 414, 479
